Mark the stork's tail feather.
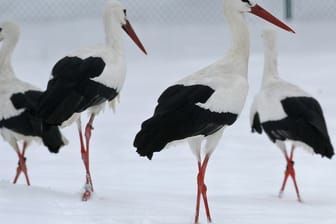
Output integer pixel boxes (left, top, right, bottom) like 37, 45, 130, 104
134, 131, 154, 160
320, 142, 334, 159
134, 117, 167, 160
41, 124, 68, 153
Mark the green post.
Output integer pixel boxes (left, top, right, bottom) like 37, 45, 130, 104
285, 0, 293, 20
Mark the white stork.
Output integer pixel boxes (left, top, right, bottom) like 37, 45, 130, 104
0, 21, 67, 185
37, 0, 147, 201
250, 29, 334, 202
134, 0, 294, 222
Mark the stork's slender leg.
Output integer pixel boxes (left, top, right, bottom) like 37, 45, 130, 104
279, 145, 302, 202
84, 114, 95, 188
288, 146, 302, 202
194, 161, 202, 224
200, 154, 212, 223
78, 115, 95, 201
278, 167, 290, 198
13, 142, 30, 186
78, 122, 90, 201
194, 154, 212, 224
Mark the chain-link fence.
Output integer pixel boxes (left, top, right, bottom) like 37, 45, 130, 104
294, 0, 336, 20
0, 0, 335, 24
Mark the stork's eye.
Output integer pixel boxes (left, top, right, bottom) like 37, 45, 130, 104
241, 0, 252, 6
0, 28, 2, 32
123, 9, 127, 16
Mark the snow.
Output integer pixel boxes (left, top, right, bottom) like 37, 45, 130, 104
0, 18, 336, 223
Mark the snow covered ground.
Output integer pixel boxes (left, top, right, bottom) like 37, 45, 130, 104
0, 17, 336, 223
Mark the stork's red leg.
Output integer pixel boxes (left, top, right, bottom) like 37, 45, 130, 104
279, 146, 302, 202
194, 154, 212, 224
79, 114, 95, 201
278, 168, 290, 198
84, 114, 95, 188
288, 146, 302, 202
200, 155, 212, 223
78, 131, 93, 201
194, 162, 202, 224
13, 142, 30, 186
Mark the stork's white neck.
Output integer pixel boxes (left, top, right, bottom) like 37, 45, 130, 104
262, 36, 280, 87
0, 36, 17, 79
104, 8, 124, 54
223, 8, 250, 76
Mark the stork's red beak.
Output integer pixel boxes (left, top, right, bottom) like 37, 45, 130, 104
250, 4, 295, 34
122, 20, 147, 55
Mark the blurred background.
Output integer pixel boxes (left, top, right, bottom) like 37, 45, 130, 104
0, 0, 336, 23
0, 0, 334, 63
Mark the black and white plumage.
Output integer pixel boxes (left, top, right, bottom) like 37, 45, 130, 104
36, 0, 146, 201
134, 1, 294, 223
0, 21, 67, 185
135, 84, 238, 160
250, 29, 334, 202
38, 56, 117, 125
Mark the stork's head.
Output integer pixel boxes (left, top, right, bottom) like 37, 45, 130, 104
223, 0, 295, 33
223, 0, 255, 13
105, 0, 147, 54
0, 21, 20, 43
105, 0, 126, 24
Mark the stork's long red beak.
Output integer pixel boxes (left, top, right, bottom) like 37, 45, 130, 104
122, 20, 147, 55
250, 4, 295, 34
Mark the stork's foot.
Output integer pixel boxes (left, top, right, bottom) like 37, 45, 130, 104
297, 195, 303, 203
278, 190, 284, 198
82, 183, 93, 201
82, 191, 91, 201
